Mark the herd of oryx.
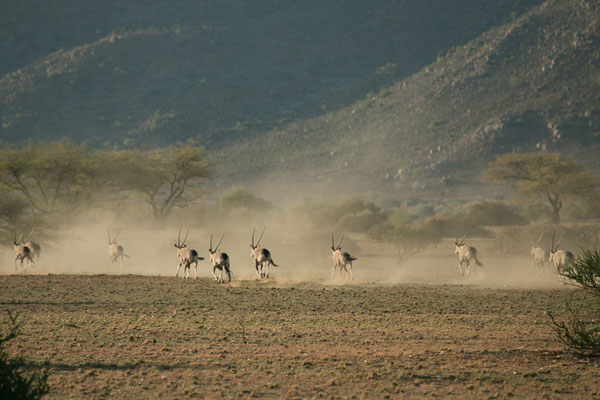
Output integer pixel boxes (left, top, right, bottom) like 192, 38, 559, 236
11, 227, 575, 281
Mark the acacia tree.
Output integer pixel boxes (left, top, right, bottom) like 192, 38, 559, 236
484, 153, 600, 224
368, 212, 442, 264
0, 139, 97, 221
111, 144, 212, 220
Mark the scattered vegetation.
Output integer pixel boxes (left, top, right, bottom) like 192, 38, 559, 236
219, 188, 272, 214
368, 212, 443, 263
484, 153, 600, 224
0, 140, 212, 228
0, 312, 49, 399
292, 198, 388, 234
549, 249, 600, 357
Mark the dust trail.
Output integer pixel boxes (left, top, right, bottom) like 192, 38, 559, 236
1, 222, 564, 289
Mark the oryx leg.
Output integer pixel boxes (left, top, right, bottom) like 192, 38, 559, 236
213, 266, 219, 282
264, 262, 270, 279
225, 267, 231, 283
194, 261, 198, 280
255, 261, 262, 279
219, 267, 224, 283
347, 262, 353, 281
175, 262, 182, 277
331, 264, 337, 278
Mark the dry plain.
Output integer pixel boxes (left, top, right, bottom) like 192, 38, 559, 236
1, 268, 599, 399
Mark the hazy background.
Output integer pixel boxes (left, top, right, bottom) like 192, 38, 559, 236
1, 0, 599, 285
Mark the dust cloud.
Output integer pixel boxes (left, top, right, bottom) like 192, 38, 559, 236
1, 206, 565, 289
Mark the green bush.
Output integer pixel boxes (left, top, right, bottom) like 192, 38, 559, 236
549, 249, 600, 357
0, 312, 49, 399
219, 187, 272, 213
292, 198, 388, 233
368, 211, 443, 263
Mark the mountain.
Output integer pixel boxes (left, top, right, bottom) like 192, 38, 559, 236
214, 0, 600, 199
1, 1, 540, 147
2, 0, 598, 201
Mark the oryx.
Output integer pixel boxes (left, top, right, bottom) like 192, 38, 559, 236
174, 227, 203, 279
13, 234, 34, 272
250, 228, 278, 279
23, 228, 41, 261
549, 231, 574, 276
531, 233, 550, 273
107, 229, 128, 266
209, 234, 231, 283
454, 232, 483, 277
331, 233, 356, 281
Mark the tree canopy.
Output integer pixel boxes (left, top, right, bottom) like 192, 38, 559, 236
0, 140, 213, 235
484, 153, 600, 224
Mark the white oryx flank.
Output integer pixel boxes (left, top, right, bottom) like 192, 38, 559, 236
331, 233, 356, 281
250, 228, 278, 279
531, 233, 549, 273
174, 228, 203, 279
454, 232, 483, 277
549, 232, 574, 276
209, 234, 231, 283
13, 234, 34, 272
107, 229, 128, 266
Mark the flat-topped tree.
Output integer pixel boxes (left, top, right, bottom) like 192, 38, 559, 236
484, 153, 600, 224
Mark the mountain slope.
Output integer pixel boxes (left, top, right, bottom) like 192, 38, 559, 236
1, 0, 541, 148
215, 0, 600, 197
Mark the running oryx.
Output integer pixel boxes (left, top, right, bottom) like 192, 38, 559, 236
107, 229, 128, 266
13, 234, 34, 272
331, 233, 356, 281
530, 233, 550, 273
454, 232, 483, 277
549, 231, 574, 276
209, 234, 231, 283
174, 227, 203, 279
23, 228, 41, 261
250, 228, 278, 279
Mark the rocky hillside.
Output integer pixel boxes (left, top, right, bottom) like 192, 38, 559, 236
1, 0, 539, 149
214, 0, 600, 198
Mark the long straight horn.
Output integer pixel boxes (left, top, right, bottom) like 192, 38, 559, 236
337, 234, 345, 250
256, 227, 265, 247
555, 232, 565, 250
251, 228, 256, 247
182, 227, 190, 246
113, 230, 121, 242
534, 233, 544, 247
27, 227, 36, 242
331, 232, 335, 249
108, 229, 112, 244
210, 234, 213, 252
177, 227, 182, 246
460, 231, 468, 245
215, 234, 224, 251
550, 231, 556, 252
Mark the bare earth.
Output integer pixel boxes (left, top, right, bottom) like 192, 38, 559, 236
1, 274, 598, 399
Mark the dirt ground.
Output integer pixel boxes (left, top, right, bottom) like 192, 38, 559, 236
1, 272, 598, 399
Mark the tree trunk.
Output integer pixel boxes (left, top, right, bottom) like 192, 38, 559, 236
547, 193, 562, 225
